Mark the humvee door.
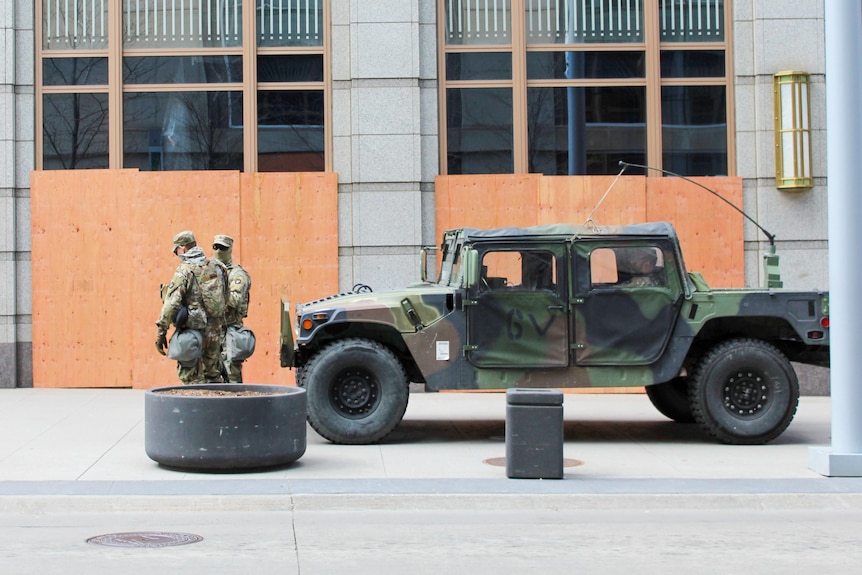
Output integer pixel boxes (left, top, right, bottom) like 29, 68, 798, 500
573, 241, 683, 365
466, 247, 568, 368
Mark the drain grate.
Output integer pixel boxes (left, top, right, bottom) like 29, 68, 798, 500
483, 457, 583, 468
86, 532, 204, 548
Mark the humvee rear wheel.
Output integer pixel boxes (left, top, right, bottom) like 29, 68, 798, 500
690, 338, 799, 445
303, 338, 409, 444
646, 377, 695, 423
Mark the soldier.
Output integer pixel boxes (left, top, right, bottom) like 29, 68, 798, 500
619, 247, 663, 288
156, 230, 228, 384
213, 234, 252, 382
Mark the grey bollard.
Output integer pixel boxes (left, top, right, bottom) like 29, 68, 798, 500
505, 388, 564, 479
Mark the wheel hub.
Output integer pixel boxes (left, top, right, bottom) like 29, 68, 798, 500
331, 369, 380, 418
724, 371, 768, 416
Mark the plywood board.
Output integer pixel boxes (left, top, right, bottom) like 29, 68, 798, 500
31, 170, 338, 388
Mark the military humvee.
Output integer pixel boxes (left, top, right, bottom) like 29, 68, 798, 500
280, 221, 829, 445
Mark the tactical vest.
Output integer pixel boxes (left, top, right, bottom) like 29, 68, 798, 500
187, 259, 227, 323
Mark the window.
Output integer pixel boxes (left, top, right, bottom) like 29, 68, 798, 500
590, 246, 666, 288
440, 0, 732, 176
37, 0, 328, 172
480, 249, 557, 291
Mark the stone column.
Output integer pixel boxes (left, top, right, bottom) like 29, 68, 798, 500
0, 0, 34, 388
809, 0, 862, 476
331, 0, 438, 292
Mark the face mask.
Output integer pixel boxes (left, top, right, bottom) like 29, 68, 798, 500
214, 247, 233, 266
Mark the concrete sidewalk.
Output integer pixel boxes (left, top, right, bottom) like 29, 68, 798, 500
4, 389, 862, 575
1, 388, 861, 510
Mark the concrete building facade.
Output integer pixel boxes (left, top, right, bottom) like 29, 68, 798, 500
0, 1, 831, 389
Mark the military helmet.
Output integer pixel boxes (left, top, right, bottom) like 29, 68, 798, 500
213, 234, 234, 249
172, 230, 196, 253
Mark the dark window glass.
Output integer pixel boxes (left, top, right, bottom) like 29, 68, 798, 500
42, 93, 109, 169
446, 53, 512, 81
123, 56, 243, 84
258, 90, 325, 172
258, 55, 324, 82
660, 50, 725, 78
122, 91, 243, 171
527, 86, 646, 175
447, 88, 514, 174
527, 51, 645, 80
662, 85, 727, 176
43, 58, 108, 86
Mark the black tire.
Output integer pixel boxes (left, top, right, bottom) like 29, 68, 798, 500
646, 377, 695, 423
303, 338, 409, 444
294, 365, 308, 388
690, 338, 799, 445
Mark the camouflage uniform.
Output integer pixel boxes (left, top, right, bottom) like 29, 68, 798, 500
156, 231, 227, 385
213, 234, 252, 383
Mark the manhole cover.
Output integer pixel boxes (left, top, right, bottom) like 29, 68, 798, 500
86, 532, 204, 548
483, 457, 583, 468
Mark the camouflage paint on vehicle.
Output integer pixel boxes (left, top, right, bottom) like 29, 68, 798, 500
281, 221, 829, 392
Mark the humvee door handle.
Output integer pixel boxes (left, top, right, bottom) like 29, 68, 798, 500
547, 305, 564, 311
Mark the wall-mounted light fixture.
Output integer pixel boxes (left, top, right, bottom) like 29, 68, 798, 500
774, 71, 813, 190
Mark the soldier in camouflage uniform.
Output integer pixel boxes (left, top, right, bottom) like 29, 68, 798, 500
212, 234, 252, 382
156, 231, 227, 384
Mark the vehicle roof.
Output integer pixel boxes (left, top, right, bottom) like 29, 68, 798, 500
452, 221, 678, 242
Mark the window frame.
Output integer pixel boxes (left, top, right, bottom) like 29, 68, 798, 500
437, 0, 735, 176
36, 1, 331, 172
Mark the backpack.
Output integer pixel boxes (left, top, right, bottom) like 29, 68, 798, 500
191, 259, 228, 320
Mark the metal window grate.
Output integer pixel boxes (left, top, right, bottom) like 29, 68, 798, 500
526, 0, 643, 43
43, 0, 109, 49
660, 0, 724, 41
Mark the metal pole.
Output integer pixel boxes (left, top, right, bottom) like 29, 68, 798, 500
809, 0, 862, 476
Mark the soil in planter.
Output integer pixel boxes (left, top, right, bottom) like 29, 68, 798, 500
155, 389, 274, 397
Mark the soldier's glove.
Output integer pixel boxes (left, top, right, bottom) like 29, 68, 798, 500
156, 330, 168, 356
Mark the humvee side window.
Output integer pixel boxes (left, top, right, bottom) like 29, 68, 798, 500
480, 250, 556, 291
590, 246, 666, 288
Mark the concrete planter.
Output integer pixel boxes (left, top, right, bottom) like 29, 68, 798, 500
145, 384, 307, 472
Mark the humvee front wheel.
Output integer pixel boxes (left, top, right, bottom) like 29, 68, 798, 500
646, 377, 695, 423
690, 338, 799, 445
303, 338, 409, 444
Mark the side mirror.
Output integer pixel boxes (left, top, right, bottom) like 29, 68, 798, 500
420, 246, 437, 283
463, 247, 478, 289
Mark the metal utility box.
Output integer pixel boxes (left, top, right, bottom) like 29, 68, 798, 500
505, 388, 564, 479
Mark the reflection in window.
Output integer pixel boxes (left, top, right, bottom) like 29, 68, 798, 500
42, 93, 109, 169
446, 53, 512, 81
662, 85, 727, 176
527, 51, 645, 80
123, 91, 243, 171
258, 91, 325, 172
258, 55, 324, 82
447, 88, 514, 174
43, 58, 108, 86
123, 56, 243, 85
528, 86, 646, 175
660, 50, 724, 78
